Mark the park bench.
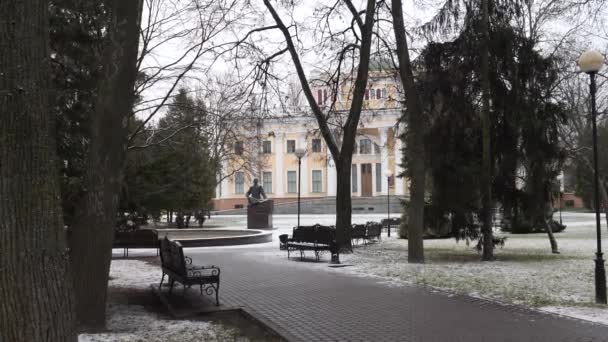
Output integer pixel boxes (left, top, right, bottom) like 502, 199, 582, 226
286, 224, 339, 261
351, 222, 382, 245
114, 229, 159, 257
159, 237, 220, 305
381, 217, 401, 230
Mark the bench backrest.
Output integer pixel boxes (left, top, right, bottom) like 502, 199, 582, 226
292, 225, 316, 243
366, 221, 382, 237
292, 224, 335, 245
159, 237, 187, 276
351, 224, 367, 239
315, 225, 335, 245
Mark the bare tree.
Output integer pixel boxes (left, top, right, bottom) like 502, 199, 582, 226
129, 0, 243, 146
390, 0, 427, 263
236, 0, 378, 249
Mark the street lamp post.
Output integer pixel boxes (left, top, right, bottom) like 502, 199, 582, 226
295, 149, 306, 229
386, 169, 393, 237
578, 49, 607, 304
559, 191, 563, 226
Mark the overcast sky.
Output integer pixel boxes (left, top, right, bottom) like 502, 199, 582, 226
136, 0, 608, 123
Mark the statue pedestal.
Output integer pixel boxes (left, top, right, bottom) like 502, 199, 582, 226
247, 200, 273, 229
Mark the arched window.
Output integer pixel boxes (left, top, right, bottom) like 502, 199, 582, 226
317, 89, 323, 105
382, 88, 387, 99
323, 89, 328, 104
376, 89, 382, 99
365, 89, 370, 100
370, 88, 376, 100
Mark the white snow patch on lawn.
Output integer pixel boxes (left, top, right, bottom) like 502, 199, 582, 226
107, 259, 161, 289
78, 304, 238, 342
79, 260, 241, 342
541, 306, 608, 325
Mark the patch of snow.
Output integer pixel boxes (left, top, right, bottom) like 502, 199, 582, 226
79, 260, 242, 341
78, 304, 239, 342
108, 260, 161, 289
541, 306, 608, 325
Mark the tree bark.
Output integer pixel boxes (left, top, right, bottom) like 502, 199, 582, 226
480, 0, 494, 261
542, 205, 559, 254
335, 162, 353, 250
391, 0, 425, 263
68, 0, 142, 329
0, 0, 77, 340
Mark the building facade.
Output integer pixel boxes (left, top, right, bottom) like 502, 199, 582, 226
213, 66, 409, 210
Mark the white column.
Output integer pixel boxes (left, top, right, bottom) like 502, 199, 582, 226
394, 127, 405, 195
298, 133, 308, 195
380, 127, 389, 194
220, 160, 228, 197
327, 157, 337, 196
275, 133, 284, 196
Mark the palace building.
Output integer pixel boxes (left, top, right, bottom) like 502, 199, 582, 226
213, 61, 409, 211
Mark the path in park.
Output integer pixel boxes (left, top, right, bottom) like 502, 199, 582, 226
189, 241, 608, 342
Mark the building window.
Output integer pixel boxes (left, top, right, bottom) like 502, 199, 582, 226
370, 88, 376, 100
235, 172, 245, 194
263, 171, 272, 193
351, 164, 358, 193
312, 138, 322, 153
312, 170, 322, 193
287, 140, 296, 153
287, 171, 297, 193
374, 142, 381, 154
375, 163, 382, 192
234, 141, 243, 155
382, 88, 387, 99
365, 89, 369, 100
262, 140, 272, 154
353, 142, 358, 154
317, 89, 323, 105
376, 89, 382, 99
323, 89, 328, 105
359, 139, 372, 154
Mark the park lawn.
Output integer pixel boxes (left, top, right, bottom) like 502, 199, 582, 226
336, 223, 608, 323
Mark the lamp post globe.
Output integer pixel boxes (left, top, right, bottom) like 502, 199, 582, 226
579, 49, 607, 304
386, 169, 393, 237
578, 49, 604, 74
295, 149, 306, 229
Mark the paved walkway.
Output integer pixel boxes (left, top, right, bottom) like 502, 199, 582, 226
189, 244, 608, 342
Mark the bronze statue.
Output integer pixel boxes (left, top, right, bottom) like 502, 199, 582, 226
246, 178, 267, 205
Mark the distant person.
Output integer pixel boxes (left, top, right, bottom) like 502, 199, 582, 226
246, 178, 267, 205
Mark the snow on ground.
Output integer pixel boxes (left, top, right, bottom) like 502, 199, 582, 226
78, 260, 243, 342
78, 304, 240, 342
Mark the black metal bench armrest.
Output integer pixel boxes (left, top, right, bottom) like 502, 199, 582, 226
187, 266, 220, 278
188, 264, 220, 271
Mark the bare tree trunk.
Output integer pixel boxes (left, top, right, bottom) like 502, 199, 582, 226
542, 205, 559, 253
391, 0, 425, 263
68, 0, 142, 329
335, 163, 353, 250
480, 0, 494, 261
0, 0, 76, 340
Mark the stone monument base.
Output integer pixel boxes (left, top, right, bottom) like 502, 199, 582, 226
247, 200, 273, 229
